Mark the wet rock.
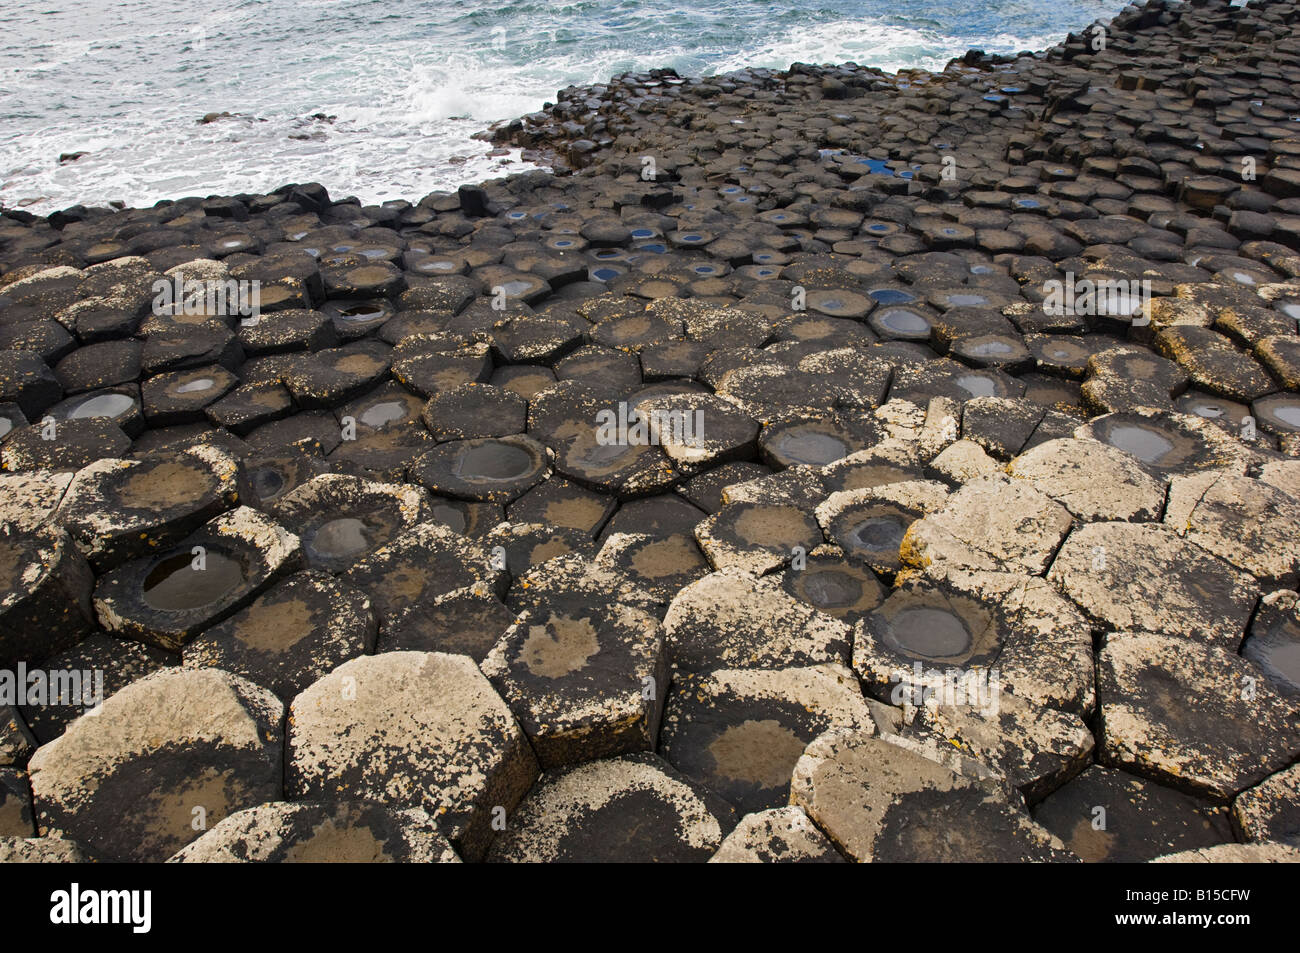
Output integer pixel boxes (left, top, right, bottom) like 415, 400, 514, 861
287, 652, 538, 861
1078, 408, 1257, 478
664, 569, 850, 672
182, 570, 376, 700
1048, 522, 1258, 649
594, 531, 709, 603
411, 434, 551, 504
1098, 632, 1300, 801
709, 805, 844, 863
855, 569, 1093, 715
92, 506, 301, 650
817, 481, 949, 577
1031, 765, 1234, 862
485, 752, 733, 863
170, 801, 460, 863
660, 663, 872, 815
1242, 589, 1300, 696
27, 668, 283, 861
271, 473, 430, 572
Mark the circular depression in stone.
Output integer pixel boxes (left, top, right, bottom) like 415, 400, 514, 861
142, 549, 247, 612
303, 510, 402, 566
765, 426, 850, 467
358, 400, 408, 429
1243, 620, 1300, 693
453, 441, 536, 482
870, 306, 932, 340
1253, 394, 1300, 434
413, 435, 549, 502
67, 392, 136, 420
784, 557, 885, 622
1088, 414, 1213, 474
883, 607, 971, 659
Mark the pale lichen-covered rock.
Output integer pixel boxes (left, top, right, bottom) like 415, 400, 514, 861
485, 752, 734, 863
816, 481, 950, 576
664, 569, 851, 671
901, 473, 1073, 576
26, 668, 284, 861
0, 834, 96, 862
1151, 842, 1300, 863
1163, 471, 1300, 588
709, 806, 844, 863
1231, 763, 1300, 844
1098, 632, 1300, 801
1007, 437, 1166, 522
913, 690, 1094, 802
928, 439, 1000, 484
0, 706, 36, 766
285, 651, 538, 862
1048, 522, 1258, 649
660, 664, 873, 815
790, 728, 1075, 862
0, 470, 74, 531
169, 801, 461, 863
480, 600, 667, 769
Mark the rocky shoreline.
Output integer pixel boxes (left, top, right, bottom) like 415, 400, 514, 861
2, 0, 1300, 863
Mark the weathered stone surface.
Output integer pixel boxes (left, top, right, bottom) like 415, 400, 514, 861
695, 501, 822, 575
901, 474, 1073, 576
1098, 632, 1300, 801
485, 752, 734, 863
1048, 522, 1259, 649
0, 524, 96, 666
0, 834, 96, 862
170, 801, 461, 863
664, 570, 851, 672
856, 569, 1094, 715
183, 570, 376, 700
480, 600, 666, 769
54, 444, 243, 571
1164, 471, 1300, 588
912, 690, 1094, 803
1232, 763, 1300, 845
91, 506, 302, 650
709, 806, 844, 863
790, 728, 1075, 862
0, 767, 34, 837
1008, 437, 1166, 522
286, 652, 538, 861
27, 668, 283, 861
1151, 842, 1300, 863
1031, 765, 1233, 863
661, 664, 873, 816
